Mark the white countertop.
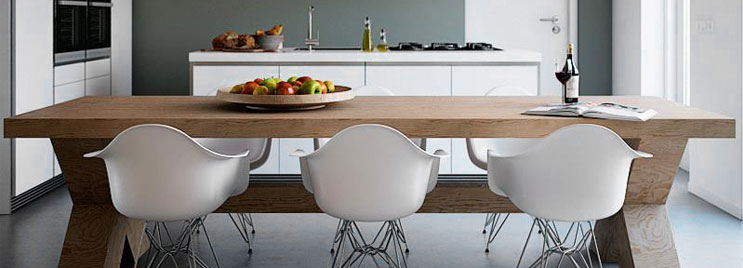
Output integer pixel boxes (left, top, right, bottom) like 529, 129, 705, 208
189, 48, 542, 64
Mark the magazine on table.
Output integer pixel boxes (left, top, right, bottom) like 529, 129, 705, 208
523, 102, 657, 121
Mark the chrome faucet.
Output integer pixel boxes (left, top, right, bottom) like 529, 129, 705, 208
305, 5, 320, 51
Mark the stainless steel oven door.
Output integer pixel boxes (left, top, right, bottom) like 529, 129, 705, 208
86, 0, 112, 60
54, 0, 88, 65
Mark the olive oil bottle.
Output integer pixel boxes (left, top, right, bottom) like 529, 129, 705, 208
377, 29, 388, 52
362, 17, 373, 52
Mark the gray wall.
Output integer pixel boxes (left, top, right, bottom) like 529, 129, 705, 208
578, 0, 612, 95
132, 0, 465, 96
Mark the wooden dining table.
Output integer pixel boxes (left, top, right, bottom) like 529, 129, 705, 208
3, 95, 735, 268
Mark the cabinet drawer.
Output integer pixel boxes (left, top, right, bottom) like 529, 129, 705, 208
86, 75, 111, 96
452, 66, 538, 96
192, 65, 279, 96
86, 58, 111, 79
365, 65, 451, 96
54, 63, 85, 86
54, 80, 85, 104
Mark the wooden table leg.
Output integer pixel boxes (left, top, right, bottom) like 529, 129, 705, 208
59, 204, 145, 268
594, 205, 680, 268
53, 138, 146, 267
624, 137, 688, 204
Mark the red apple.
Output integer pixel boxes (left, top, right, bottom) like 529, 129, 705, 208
241, 81, 260, 94
276, 82, 295, 95
291, 81, 303, 88
297, 76, 313, 84
253, 78, 264, 84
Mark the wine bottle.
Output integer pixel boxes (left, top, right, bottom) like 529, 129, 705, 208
556, 43, 579, 104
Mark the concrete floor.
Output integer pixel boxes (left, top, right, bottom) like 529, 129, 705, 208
1, 170, 741, 268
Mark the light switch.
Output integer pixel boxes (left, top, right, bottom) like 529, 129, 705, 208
696, 19, 715, 33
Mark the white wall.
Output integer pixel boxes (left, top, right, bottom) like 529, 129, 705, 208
613, 0, 666, 97
0, 0, 11, 214
688, 0, 743, 219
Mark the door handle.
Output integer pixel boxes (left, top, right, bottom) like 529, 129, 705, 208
539, 16, 559, 23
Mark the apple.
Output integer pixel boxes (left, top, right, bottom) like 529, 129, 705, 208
291, 81, 303, 88
252, 86, 270, 95
325, 81, 336, 93
230, 84, 243, 94
287, 76, 299, 84
263, 79, 278, 94
276, 82, 295, 95
254, 78, 264, 84
297, 76, 313, 84
241, 81, 260, 94
316, 80, 328, 94
299, 80, 322, 94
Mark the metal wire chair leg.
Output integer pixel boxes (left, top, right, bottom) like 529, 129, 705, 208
228, 213, 254, 254
485, 213, 510, 253
395, 219, 410, 253
482, 213, 497, 234
198, 218, 222, 268
330, 219, 343, 254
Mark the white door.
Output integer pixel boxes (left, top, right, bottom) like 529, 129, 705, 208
465, 0, 574, 96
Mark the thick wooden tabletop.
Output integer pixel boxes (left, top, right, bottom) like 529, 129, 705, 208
4, 96, 734, 139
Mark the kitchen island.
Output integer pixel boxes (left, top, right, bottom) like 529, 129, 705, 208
3, 95, 735, 268
189, 49, 543, 175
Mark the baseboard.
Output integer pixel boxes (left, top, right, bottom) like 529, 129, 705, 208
10, 174, 65, 212
688, 183, 743, 220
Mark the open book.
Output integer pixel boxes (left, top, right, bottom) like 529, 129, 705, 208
523, 102, 657, 121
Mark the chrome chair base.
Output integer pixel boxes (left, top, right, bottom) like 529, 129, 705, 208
331, 220, 408, 268
517, 218, 603, 268
137, 217, 221, 268
228, 213, 254, 253
484, 213, 510, 253
331, 219, 409, 254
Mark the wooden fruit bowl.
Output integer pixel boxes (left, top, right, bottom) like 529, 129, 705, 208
216, 85, 354, 110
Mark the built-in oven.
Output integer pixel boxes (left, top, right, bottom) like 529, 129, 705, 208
54, 0, 88, 65
86, 0, 112, 60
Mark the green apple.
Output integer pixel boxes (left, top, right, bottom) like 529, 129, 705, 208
287, 76, 299, 84
299, 80, 322, 94
263, 79, 278, 94
252, 86, 269, 95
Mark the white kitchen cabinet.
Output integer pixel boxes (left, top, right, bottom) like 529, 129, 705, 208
277, 64, 365, 174
278, 139, 314, 174
86, 75, 111, 96
451, 66, 539, 96
366, 65, 453, 174
86, 58, 111, 79
252, 140, 279, 174
450, 65, 539, 174
365, 65, 451, 96
111, 0, 132, 96
12, 0, 55, 195
191, 65, 279, 96
52, 81, 86, 176
54, 63, 85, 86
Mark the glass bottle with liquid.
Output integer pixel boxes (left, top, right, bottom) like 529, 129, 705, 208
555, 43, 579, 104
362, 17, 373, 52
377, 29, 388, 52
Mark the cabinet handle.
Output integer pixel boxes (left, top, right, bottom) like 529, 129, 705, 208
58, 1, 88, 6
90, 2, 114, 7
